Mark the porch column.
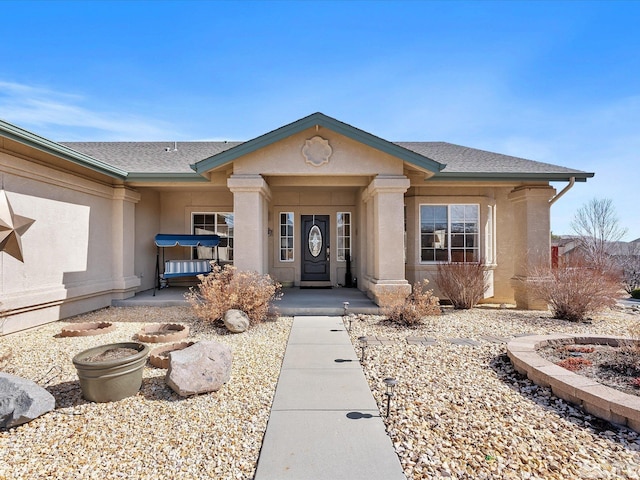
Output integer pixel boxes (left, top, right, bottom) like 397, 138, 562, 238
227, 174, 272, 274
508, 185, 555, 309
111, 186, 141, 299
362, 175, 411, 302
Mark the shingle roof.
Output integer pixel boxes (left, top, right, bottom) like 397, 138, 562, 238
61, 139, 590, 180
60, 141, 240, 174
397, 142, 585, 176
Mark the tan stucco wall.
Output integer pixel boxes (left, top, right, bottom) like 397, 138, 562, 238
508, 186, 555, 309
134, 188, 160, 291
0, 151, 140, 335
233, 128, 404, 177
405, 183, 553, 306
131, 188, 234, 288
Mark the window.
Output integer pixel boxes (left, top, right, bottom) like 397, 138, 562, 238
192, 213, 234, 262
279, 212, 294, 262
337, 212, 351, 262
420, 204, 479, 263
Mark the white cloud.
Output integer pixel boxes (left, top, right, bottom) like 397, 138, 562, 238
0, 81, 177, 140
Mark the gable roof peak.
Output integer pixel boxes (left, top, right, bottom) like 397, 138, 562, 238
191, 112, 445, 175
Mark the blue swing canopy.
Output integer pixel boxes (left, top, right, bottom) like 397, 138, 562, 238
154, 234, 220, 248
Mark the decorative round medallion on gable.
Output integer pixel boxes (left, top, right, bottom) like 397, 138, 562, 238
308, 225, 322, 257
302, 136, 332, 167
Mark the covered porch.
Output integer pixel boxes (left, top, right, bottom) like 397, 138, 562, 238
112, 286, 380, 315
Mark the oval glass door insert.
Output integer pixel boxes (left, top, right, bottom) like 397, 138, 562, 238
308, 225, 322, 257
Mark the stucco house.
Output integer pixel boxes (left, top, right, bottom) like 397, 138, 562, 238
0, 112, 593, 335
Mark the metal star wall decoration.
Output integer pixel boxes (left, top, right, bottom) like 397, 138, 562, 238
0, 190, 35, 262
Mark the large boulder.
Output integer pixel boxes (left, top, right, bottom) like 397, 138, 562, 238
165, 341, 232, 397
224, 309, 250, 333
0, 373, 55, 429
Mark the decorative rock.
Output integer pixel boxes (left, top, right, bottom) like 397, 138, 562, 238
0, 373, 55, 429
166, 341, 232, 397
149, 341, 195, 369
224, 309, 250, 333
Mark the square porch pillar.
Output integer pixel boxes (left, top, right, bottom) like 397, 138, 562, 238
111, 186, 141, 299
228, 174, 271, 274
362, 175, 411, 302
508, 186, 555, 310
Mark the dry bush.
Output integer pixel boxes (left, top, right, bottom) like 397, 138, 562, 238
528, 255, 620, 322
626, 322, 640, 359
378, 280, 440, 327
436, 262, 489, 309
185, 264, 282, 326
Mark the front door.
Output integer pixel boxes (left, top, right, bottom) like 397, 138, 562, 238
301, 215, 330, 285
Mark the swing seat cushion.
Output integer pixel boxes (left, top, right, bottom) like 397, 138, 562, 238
163, 260, 212, 278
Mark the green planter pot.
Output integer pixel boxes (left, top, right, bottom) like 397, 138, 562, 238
72, 342, 149, 402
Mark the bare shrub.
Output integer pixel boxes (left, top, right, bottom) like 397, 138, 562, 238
616, 242, 640, 295
627, 322, 640, 358
436, 262, 489, 309
528, 255, 620, 322
185, 264, 282, 326
378, 280, 440, 326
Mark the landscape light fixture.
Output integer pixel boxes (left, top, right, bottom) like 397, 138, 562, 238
357, 336, 367, 363
383, 377, 397, 418
343, 302, 351, 331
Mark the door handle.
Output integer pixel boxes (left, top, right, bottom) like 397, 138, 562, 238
326, 246, 330, 261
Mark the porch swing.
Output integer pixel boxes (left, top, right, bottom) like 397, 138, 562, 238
153, 233, 220, 296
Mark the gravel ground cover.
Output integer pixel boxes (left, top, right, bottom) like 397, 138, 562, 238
2, 304, 640, 480
348, 306, 640, 480
0, 306, 292, 480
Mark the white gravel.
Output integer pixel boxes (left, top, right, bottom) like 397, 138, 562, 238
349, 306, 640, 480
0, 306, 292, 480
2, 304, 640, 479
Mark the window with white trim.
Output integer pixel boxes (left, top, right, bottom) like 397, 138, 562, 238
192, 212, 234, 262
337, 212, 351, 262
420, 204, 479, 262
279, 212, 294, 262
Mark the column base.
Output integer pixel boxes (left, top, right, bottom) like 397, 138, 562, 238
367, 279, 412, 305
510, 276, 549, 310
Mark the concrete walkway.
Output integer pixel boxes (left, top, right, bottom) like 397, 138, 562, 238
254, 316, 406, 480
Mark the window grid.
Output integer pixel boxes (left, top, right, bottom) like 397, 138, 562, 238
192, 212, 234, 262
279, 212, 294, 262
336, 212, 351, 262
420, 204, 479, 263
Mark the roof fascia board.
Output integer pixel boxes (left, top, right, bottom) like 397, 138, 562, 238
192, 112, 446, 174
0, 119, 128, 180
125, 172, 210, 183
431, 172, 593, 182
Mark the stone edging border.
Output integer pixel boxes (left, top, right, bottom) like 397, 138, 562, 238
60, 322, 115, 337
506, 334, 640, 433
136, 323, 190, 343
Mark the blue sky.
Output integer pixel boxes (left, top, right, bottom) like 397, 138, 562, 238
1, 0, 638, 239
